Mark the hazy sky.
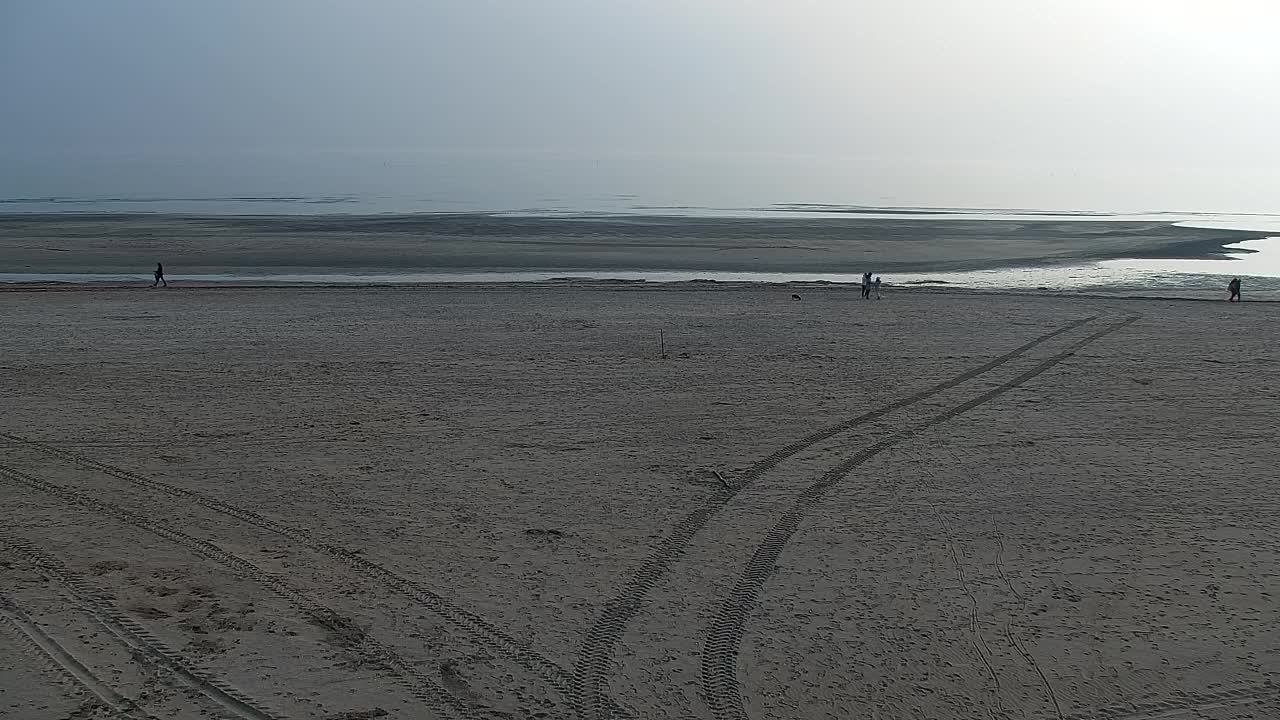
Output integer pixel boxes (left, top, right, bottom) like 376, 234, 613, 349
4, 1, 1280, 211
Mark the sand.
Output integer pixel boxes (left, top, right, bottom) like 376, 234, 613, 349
0, 213, 1266, 276
0, 286, 1277, 719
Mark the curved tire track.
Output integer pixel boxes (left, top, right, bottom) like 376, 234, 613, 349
992, 512, 1064, 720
701, 314, 1139, 720
0, 592, 157, 720
570, 315, 1099, 720
0, 462, 479, 720
0, 528, 283, 720
0, 430, 582, 709
936, 509, 1003, 720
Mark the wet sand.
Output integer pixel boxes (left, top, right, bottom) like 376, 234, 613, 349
0, 213, 1266, 276
1, 286, 1277, 719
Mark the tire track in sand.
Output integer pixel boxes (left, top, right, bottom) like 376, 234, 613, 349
936, 508, 1004, 720
0, 592, 157, 720
991, 512, 1065, 720
0, 528, 283, 720
0, 462, 480, 720
0, 430, 587, 713
700, 314, 1139, 720
570, 315, 1099, 720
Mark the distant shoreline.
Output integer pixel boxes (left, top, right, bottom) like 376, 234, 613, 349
0, 213, 1267, 280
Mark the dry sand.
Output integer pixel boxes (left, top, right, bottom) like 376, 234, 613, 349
0, 286, 1277, 719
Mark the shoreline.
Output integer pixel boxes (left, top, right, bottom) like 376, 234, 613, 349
0, 279, 1265, 303
0, 213, 1267, 277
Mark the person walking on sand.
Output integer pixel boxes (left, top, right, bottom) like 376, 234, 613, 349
151, 263, 167, 288
874, 276, 882, 300
861, 272, 871, 299
1228, 277, 1241, 302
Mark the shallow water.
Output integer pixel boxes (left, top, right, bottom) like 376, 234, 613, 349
887, 237, 1280, 291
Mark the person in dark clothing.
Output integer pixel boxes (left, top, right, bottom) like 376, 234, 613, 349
1228, 277, 1241, 302
152, 263, 167, 288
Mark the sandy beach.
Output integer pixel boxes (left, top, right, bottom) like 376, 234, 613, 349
1, 286, 1277, 719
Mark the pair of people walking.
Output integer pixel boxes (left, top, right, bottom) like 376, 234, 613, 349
861, 272, 881, 300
